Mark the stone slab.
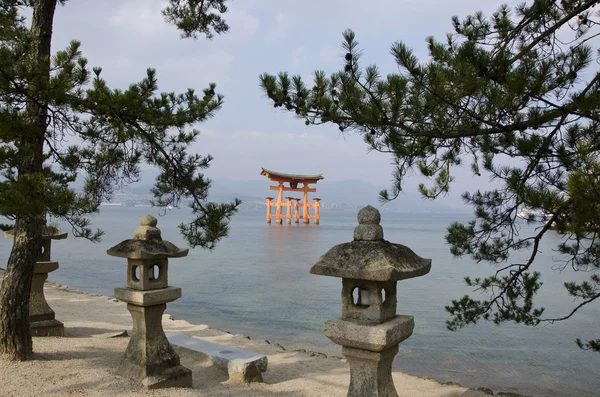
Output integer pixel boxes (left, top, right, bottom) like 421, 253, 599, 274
324, 315, 414, 352
33, 261, 58, 274
166, 332, 268, 383
31, 319, 64, 337
114, 286, 181, 306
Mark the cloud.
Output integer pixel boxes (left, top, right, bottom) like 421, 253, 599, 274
225, 9, 260, 42
319, 47, 341, 63
109, 0, 169, 39
291, 46, 304, 67
264, 11, 289, 42
231, 130, 267, 139
48, 0, 519, 198
199, 127, 395, 184
231, 130, 323, 142
109, 1, 259, 44
157, 51, 235, 87
351, 0, 528, 33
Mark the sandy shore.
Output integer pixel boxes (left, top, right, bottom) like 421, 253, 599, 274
0, 276, 494, 397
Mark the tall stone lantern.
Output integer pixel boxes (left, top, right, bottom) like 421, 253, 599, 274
107, 215, 192, 389
4, 225, 67, 336
310, 206, 431, 397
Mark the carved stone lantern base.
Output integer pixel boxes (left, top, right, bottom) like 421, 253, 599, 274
324, 316, 413, 396
30, 261, 64, 337
343, 345, 399, 397
118, 303, 192, 389
114, 285, 191, 389
5, 226, 68, 337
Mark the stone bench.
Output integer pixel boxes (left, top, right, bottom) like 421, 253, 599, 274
165, 332, 268, 383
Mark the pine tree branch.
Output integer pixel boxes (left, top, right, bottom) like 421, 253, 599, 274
507, 0, 598, 66
539, 292, 600, 323
480, 211, 560, 314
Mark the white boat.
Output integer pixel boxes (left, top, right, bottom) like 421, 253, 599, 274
517, 208, 549, 221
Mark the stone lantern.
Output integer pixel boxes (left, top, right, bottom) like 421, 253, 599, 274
310, 205, 431, 397
107, 215, 192, 389
4, 225, 67, 336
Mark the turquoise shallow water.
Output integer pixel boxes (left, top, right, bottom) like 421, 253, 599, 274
1, 207, 598, 396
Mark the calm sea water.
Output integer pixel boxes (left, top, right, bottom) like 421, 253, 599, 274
1, 207, 598, 397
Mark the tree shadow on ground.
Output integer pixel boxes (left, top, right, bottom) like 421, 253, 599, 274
63, 326, 130, 338
32, 344, 122, 362
260, 352, 347, 384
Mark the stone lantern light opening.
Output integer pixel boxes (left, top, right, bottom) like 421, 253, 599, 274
107, 214, 191, 389
310, 205, 432, 397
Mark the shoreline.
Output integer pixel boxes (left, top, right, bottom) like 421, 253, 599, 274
0, 269, 528, 396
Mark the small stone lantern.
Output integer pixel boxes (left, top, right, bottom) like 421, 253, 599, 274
310, 206, 431, 397
4, 225, 67, 336
107, 215, 192, 389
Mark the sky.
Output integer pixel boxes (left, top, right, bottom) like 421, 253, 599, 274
47, 0, 525, 204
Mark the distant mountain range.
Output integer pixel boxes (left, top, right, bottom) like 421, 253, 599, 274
71, 169, 469, 213
207, 178, 466, 212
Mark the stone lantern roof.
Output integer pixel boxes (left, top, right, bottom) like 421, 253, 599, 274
106, 214, 188, 260
310, 206, 431, 281
4, 225, 67, 240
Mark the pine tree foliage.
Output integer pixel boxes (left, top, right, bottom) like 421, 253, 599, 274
163, 0, 229, 39
0, 0, 237, 360
260, 0, 600, 351
0, 0, 238, 249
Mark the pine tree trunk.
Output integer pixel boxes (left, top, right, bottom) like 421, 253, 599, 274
0, 217, 44, 360
0, 0, 57, 361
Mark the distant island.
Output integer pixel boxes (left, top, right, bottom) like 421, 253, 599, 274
95, 176, 468, 214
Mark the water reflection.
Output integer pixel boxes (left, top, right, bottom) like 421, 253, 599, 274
265, 222, 321, 282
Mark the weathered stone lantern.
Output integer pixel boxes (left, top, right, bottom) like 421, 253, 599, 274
310, 205, 431, 397
4, 225, 67, 336
107, 215, 192, 389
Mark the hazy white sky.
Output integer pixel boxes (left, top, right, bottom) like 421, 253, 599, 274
48, 0, 523, 199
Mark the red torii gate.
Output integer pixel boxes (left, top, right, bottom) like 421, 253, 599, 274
261, 168, 324, 225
